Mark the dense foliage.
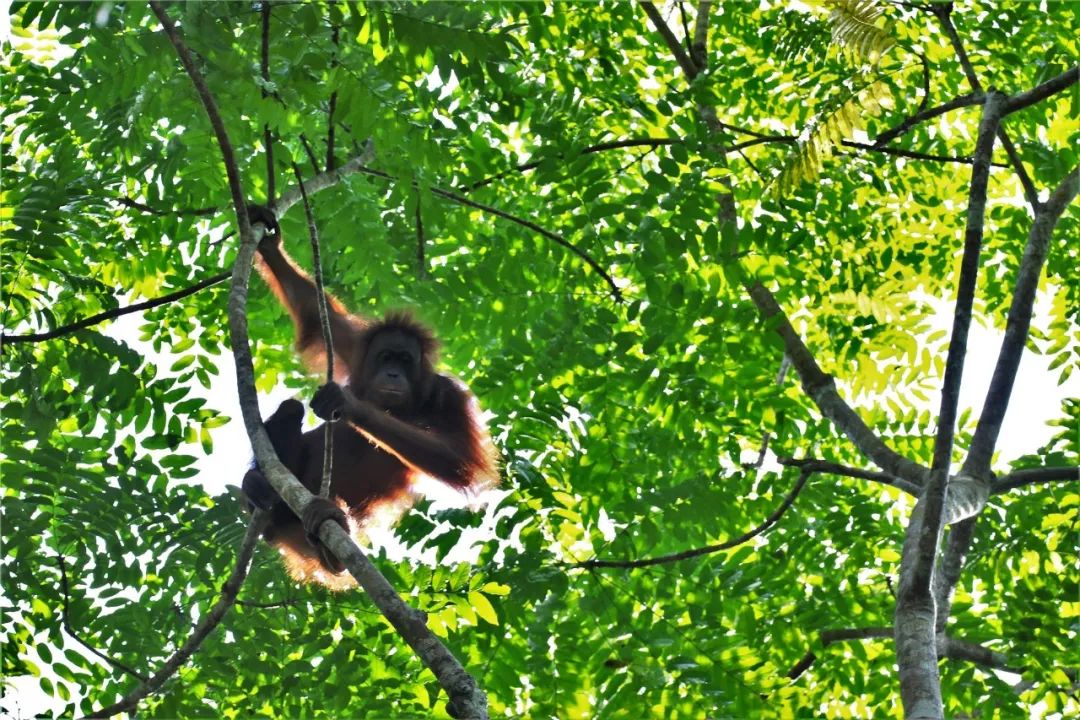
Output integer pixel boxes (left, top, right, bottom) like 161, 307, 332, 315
2, 2, 1076, 718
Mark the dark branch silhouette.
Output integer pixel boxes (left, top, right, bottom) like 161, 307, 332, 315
992, 465, 1080, 494
57, 556, 148, 682
575, 466, 812, 570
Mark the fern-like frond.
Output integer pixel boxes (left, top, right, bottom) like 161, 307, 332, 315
771, 79, 892, 196
826, 0, 896, 63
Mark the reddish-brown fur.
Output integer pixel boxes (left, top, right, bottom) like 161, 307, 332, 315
244, 207, 497, 589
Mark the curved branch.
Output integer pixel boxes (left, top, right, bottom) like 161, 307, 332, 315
873, 93, 984, 146
787, 627, 892, 681
58, 557, 148, 682
356, 166, 622, 302
747, 283, 929, 485
576, 466, 812, 570
992, 465, 1080, 494
778, 456, 920, 496
1, 270, 231, 345
83, 515, 265, 718
963, 164, 1080, 475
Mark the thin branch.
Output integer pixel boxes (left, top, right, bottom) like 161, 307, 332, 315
261, 1, 275, 202
963, 164, 1080, 474
290, 162, 336, 499
83, 514, 265, 718
873, 92, 983, 146
641, 1, 700, 79
1, 270, 231, 345
575, 466, 812, 570
778, 457, 920, 496
840, 139, 1005, 167
932, 517, 976, 634
357, 166, 622, 302
747, 283, 929, 485
299, 133, 321, 175
326, 25, 339, 172
116, 197, 217, 217
463, 138, 680, 193
1003, 65, 1079, 116
414, 189, 427, 277
787, 627, 892, 681
57, 557, 148, 682
992, 465, 1080, 494
932, 5, 1039, 209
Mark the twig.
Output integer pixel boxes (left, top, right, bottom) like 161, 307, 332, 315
299, 133, 321, 174
642, 2, 700, 78
83, 514, 266, 718
290, 161, 336, 499
357, 166, 622, 302
932, 5, 1040, 209
778, 457, 920, 496
415, 189, 426, 277
575, 466, 812, 569
1, 271, 231, 345
747, 283, 929, 485
873, 92, 983, 146
116, 197, 217, 217
57, 557, 148, 682
963, 165, 1080, 474
261, 1, 275, 202
326, 25, 339, 172
992, 465, 1080, 494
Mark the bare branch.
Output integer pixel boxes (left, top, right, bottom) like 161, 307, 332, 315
747, 283, 929, 485
690, 1, 712, 69
778, 456, 921, 496
963, 164, 1080, 475
83, 515, 265, 718
787, 627, 893, 680
993, 465, 1080, 494
261, 1, 275, 201
575, 466, 812, 570
116, 196, 218, 217
1004, 65, 1079, 116
933, 5, 1039, 209
58, 557, 148, 682
1, 270, 231, 345
932, 517, 976, 634
356, 165, 622, 302
641, 2, 700, 79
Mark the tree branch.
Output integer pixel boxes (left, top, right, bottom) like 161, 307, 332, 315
1003, 65, 1079, 116
963, 164, 1080, 475
116, 196, 218, 217
84, 514, 265, 718
641, 2, 700, 79
57, 557, 148, 683
356, 165, 622, 302
575, 466, 812, 570
747, 283, 929, 485
872, 92, 984, 146
932, 5, 1039, 209
778, 456, 921, 496
261, 0, 275, 202
786, 627, 893, 680
992, 465, 1080, 494
1, 270, 231, 345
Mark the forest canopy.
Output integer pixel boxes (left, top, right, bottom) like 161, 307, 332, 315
1, 2, 1077, 719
